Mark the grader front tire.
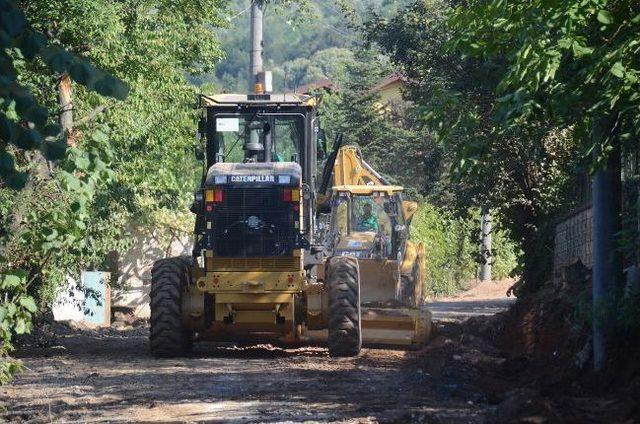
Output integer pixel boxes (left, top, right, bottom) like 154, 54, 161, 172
326, 256, 362, 357
150, 256, 192, 357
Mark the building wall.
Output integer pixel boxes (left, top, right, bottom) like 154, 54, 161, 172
112, 229, 191, 318
377, 80, 405, 104
553, 205, 593, 282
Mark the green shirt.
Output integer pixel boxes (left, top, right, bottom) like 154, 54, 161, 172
357, 215, 379, 232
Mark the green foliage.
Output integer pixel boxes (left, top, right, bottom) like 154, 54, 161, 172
363, 0, 640, 295
443, 0, 639, 290
320, 48, 392, 143
491, 225, 520, 281
1, 0, 131, 384
22, 0, 228, 213
0, 0, 128, 189
0, 125, 120, 383
2, 0, 231, 384
449, 0, 640, 167
411, 204, 476, 295
204, 0, 409, 92
364, 0, 584, 289
205, 0, 347, 91
4, 0, 229, 303
411, 204, 517, 296
319, 47, 435, 192
0, 270, 35, 384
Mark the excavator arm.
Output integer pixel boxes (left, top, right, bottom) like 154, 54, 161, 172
332, 145, 388, 186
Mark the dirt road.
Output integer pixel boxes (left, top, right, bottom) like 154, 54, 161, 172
2, 280, 516, 423
429, 279, 516, 322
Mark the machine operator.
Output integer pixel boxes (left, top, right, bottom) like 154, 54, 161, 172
357, 203, 379, 232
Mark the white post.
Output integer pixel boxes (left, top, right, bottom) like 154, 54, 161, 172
480, 208, 492, 281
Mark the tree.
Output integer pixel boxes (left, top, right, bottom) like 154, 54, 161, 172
0, 0, 127, 189
206, 0, 406, 92
449, 0, 639, 166
319, 48, 431, 191
22, 0, 228, 212
2, 0, 233, 384
6, 0, 230, 304
449, 0, 640, 370
365, 0, 583, 289
0, 0, 128, 383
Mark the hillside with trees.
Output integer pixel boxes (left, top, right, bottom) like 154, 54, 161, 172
0, 0, 229, 382
198, 0, 408, 92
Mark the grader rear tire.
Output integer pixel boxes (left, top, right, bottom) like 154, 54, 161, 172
150, 256, 192, 357
326, 256, 362, 357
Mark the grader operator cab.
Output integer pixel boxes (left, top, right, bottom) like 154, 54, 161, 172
150, 92, 365, 357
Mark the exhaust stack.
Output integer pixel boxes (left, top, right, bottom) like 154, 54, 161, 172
249, 1, 272, 94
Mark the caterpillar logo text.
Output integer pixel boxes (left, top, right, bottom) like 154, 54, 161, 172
230, 175, 276, 183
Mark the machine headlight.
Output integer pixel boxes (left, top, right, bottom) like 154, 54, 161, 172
194, 190, 203, 203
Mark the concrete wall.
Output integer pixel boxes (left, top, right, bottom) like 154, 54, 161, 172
553, 205, 593, 282
112, 229, 191, 318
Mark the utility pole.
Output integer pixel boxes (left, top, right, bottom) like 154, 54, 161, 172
249, 0, 264, 92
480, 207, 492, 282
591, 116, 621, 372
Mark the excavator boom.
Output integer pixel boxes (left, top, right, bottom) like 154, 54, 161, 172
332, 145, 389, 186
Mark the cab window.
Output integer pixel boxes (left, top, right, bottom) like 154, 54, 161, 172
214, 114, 304, 163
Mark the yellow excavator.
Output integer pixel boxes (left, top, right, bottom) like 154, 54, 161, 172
308, 144, 432, 347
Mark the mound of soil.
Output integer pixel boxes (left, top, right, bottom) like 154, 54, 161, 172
15, 309, 147, 352
458, 274, 640, 423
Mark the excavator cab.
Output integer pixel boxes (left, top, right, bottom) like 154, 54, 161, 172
310, 144, 432, 348
328, 186, 407, 263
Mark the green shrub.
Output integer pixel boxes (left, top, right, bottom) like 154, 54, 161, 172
410, 203, 519, 296
491, 224, 520, 280
0, 271, 37, 384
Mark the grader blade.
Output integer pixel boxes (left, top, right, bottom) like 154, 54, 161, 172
303, 306, 432, 348
361, 306, 432, 347
357, 259, 432, 348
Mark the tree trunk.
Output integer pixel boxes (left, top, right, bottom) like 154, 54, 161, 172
58, 73, 75, 147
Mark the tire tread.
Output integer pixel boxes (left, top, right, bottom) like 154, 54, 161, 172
326, 256, 362, 357
150, 256, 192, 357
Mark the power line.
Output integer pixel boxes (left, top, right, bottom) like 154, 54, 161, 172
318, 21, 355, 39
227, 0, 254, 22
313, 2, 358, 40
